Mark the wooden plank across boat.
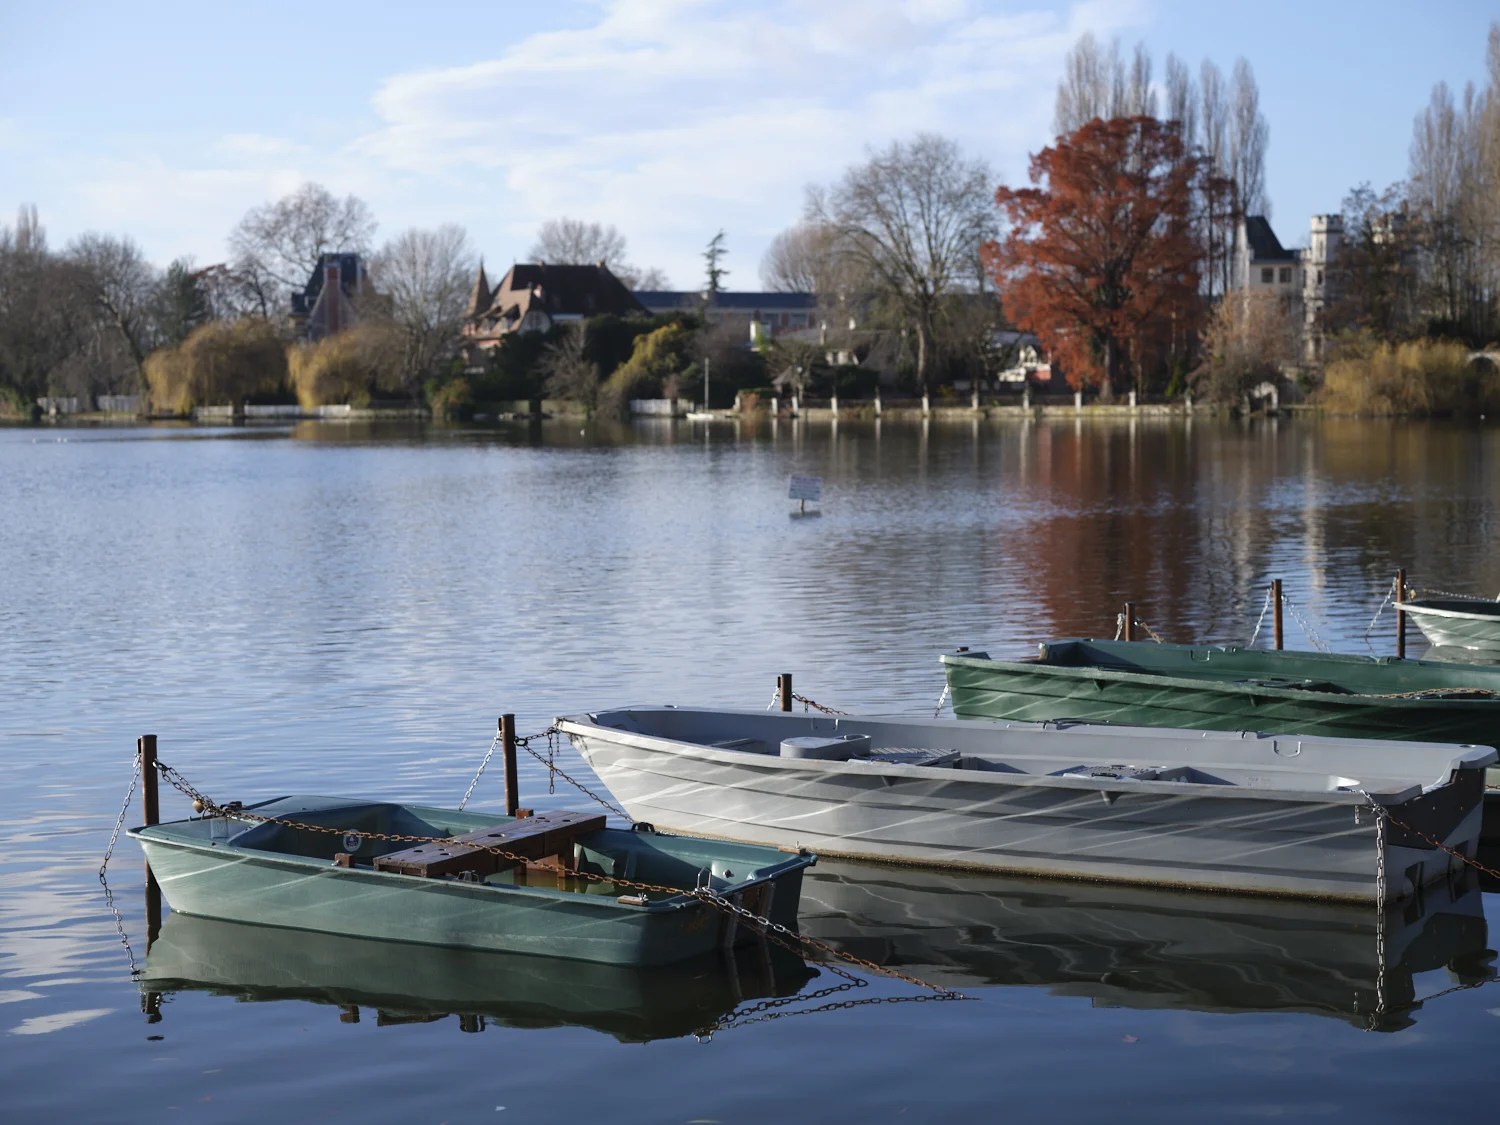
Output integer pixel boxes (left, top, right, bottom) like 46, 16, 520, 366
130, 796, 814, 966
555, 705, 1492, 904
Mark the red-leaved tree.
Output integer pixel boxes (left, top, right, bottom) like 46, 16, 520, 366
984, 117, 1207, 398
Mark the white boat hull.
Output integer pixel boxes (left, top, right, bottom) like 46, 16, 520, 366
1399, 598, 1500, 653
558, 708, 1493, 903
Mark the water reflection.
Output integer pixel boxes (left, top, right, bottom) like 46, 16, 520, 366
141, 912, 817, 1043
798, 860, 1494, 1032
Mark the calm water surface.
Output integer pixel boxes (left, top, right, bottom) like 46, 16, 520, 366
3, 414, 1500, 1124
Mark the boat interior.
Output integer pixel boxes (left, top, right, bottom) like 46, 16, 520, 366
573, 708, 1495, 800
1012, 639, 1500, 694
148, 797, 799, 898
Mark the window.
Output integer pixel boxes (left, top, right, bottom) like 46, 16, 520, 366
1261, 267, 1274, 284
1279, 267, 1292, 283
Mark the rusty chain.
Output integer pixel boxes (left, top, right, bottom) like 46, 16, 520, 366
151, 760, 964, 1002
792, 693, 848, 716
1360, 791, 1500, 883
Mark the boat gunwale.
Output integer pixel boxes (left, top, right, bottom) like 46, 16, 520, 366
1397, 599, 1500, 623
553, 710, 1486, 808
129, 800, 815, 914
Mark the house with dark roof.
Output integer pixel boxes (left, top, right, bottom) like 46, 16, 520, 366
291, 253, 373, 340
635, 290, 818, 344
462, 261, 648, 354
1233, 216, 1301, 297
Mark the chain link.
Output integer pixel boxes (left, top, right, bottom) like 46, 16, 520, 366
933, 683, 950, 718
1281, 593, 1329, 652
1356, 789, 1500, 883
99, 749, 144, 980
1248, 585, 1274, 647
792, 693, 847, 716
100, 750, 141, 880
457, 732, 500, 811
520, 729, 625, 818
1363, 575, 1401, 645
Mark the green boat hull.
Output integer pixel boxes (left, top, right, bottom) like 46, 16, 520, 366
942, 641, 1500, 785
130, 796, 812, 967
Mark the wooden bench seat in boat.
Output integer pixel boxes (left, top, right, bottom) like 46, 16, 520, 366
370, 811, 606, 879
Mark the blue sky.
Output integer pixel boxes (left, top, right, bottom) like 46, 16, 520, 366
1, 0, 1493, 289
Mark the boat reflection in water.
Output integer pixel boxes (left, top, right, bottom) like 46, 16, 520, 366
141, 911, 817, 1042
797, 860, 1495, 1032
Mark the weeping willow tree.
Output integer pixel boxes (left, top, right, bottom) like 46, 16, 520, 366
142, 318, 287, 414
287, 322, 404, 408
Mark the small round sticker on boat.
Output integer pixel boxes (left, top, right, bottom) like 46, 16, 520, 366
343, 832, 362, 853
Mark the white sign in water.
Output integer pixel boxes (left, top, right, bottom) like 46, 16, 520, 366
788, 475, 823, 501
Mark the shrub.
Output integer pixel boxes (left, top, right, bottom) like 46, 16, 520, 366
143, 318, 288, 414
1318, 338, 1492, 416
427, 376, 475, 420
287, 322, 405, 408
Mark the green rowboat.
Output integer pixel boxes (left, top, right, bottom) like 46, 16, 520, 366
131, 796, 814, 967
941, 640, 1500, 784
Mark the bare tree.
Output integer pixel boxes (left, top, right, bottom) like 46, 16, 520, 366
370, 224, 476, 392
527, 217, 668, 289
229, 183, 376, 303
1409, 80, 1472, 327
631, 265, 671, 290
1054, 32, 1110, 134
529, 217, 629, 269
1164, 53, 1198, 147
1126, 43, 1157, 121
1228, 59, 1269, 218
806, 133, 995, 395
1054, 35, 1154, 135
538, 323, 601, 409
67, 232, 161, 380
1197, 60, 1233, 298
0, 207, 95, 404
760, 223, 830, 292
1196, 292, 1300, 406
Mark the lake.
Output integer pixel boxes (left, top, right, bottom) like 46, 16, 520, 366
3, 413, 1499, 1124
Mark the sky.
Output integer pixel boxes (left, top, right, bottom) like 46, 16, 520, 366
1, 0, 1494, 290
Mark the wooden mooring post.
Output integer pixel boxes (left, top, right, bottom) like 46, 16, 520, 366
1122, 602, 1136, 641
500, 714, 520, 817
139, 734, 159, 830
778, 673, 793, 712
1396, 567, 1407, 659
138, 733, 164, 1021
1272, 579, 1284, 650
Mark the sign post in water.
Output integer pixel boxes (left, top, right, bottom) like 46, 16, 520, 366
788, 474, 822, 514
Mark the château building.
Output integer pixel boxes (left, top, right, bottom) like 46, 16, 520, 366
1232, 213, 1344, 363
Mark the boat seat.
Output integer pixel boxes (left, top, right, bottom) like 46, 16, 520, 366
371, 811, 606, 879
864, 747, 962, 768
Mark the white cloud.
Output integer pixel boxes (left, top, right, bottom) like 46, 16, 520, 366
346, 0, 1147, 284
8, 1, 1154, 286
